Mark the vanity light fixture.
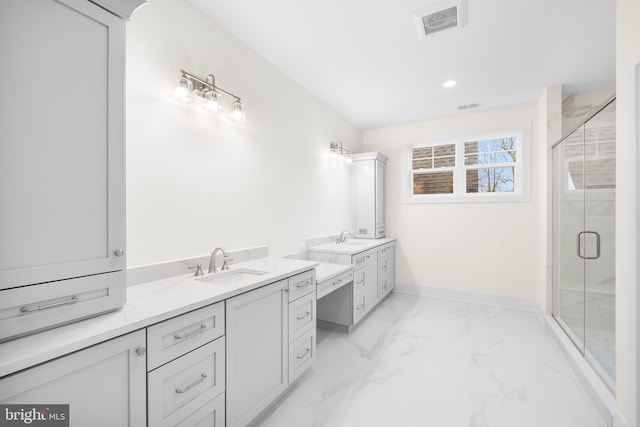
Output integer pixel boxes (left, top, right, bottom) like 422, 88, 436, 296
171, 70, 245, 121
330, 141, 352, 163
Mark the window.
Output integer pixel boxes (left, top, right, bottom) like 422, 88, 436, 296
403, 125, 530, 203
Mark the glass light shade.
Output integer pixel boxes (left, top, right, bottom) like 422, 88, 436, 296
171, 76, 194, 103
203, 90, 222, 113
329, 149, 338, 159
228, 101, 246, 122
344, 154, 353, 164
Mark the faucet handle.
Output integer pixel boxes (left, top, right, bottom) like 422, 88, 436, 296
188, 264, 204, 276
221, 256, 233, 271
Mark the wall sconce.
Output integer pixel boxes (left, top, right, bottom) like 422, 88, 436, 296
171, 69, 246, 122
329, 142, 352, 163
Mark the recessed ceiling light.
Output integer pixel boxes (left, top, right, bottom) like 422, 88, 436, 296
443, 80, 457, 88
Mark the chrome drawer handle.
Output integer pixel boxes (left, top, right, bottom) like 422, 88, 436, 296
356, 279, 364, 285
296, 348, 311, 359
175, 324, 207, 340
296, 280, 312, 288
175, 373, 207, 394
356, 304, 364, 310
296, 311, 311, 320
332, 279, 342, 286
20, 295, 79, 313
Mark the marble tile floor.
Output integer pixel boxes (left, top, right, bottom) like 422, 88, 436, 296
259, 293, 605, 427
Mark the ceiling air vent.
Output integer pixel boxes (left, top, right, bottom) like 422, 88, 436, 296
414, 0, 466, 39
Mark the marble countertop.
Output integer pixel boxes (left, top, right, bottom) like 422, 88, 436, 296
308, 237, 396, 255
0, 257, 317, 378
314, 262, 353, 283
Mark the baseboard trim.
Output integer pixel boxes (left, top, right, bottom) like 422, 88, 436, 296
394, 282, 538, 312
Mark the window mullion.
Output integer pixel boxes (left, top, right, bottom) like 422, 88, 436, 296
454, 141, 465, 195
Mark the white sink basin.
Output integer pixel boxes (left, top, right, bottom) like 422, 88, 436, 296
196, 268, 268, 285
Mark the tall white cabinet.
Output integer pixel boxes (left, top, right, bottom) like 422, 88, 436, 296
0, 0, 144, 341
352, 152, 388, 239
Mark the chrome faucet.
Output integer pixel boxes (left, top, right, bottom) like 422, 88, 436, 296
336, 230, 351, 244
208, 247, 231, 273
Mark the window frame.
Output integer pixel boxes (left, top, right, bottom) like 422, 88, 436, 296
402, 124, 531, 203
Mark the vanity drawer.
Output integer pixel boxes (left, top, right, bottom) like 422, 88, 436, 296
378, 274, 391, 297
289, 327, 316, 384
351, 253, 368, 270
378, 255, 390, 277
148, 337, 225, 427
289, 291, 316, 342
0, 271, 125, 342
353, 270, 366, 295
353, 294, 367, 323
287, 270, 316, 302
175, 392, 225, 427
147, 302, 225, 370
377, 243, 393, 258
317, 269, 353, 299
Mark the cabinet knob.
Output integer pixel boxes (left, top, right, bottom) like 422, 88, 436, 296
135, 347, 146, 356
114, 249, 125, 257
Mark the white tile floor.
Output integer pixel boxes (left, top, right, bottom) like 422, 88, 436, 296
259, 292, 605, 427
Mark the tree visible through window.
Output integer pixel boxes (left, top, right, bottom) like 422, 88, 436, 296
464, 137, 517, 193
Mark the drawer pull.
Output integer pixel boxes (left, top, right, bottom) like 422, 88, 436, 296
356, 304, 365, 310
296, 311, 311, 320
356, 278, 364, 285
175, 373, 207, 394
296, 280, 312, 288
20, 295, 79, 313
296, 348, 311, 359
355, 257, 365, 264
332, 278, 342, 286
175, 324, 207, 340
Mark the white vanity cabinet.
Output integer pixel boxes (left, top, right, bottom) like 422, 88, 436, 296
352, 152, 388, 239
147, 302, 226, 427
286, 271, 317, 384
226, 280, 290, 427
0, 0, 144, 342
0, 330, 147, 426
352, 249, 378, 325
377, 242, 396, 297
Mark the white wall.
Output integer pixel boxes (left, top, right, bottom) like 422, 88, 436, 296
615, 0, 640, 424
363, 105, 541, 300
125, 0, 362, 268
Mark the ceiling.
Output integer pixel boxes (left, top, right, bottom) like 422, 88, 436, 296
188, 0, 615, 130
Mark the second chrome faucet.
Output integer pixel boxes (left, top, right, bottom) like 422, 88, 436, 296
208, 247, 232, 273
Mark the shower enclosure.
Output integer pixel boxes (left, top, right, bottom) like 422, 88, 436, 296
552, 96, 616, 390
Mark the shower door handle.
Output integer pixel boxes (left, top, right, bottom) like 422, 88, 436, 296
577, 231, 601, 260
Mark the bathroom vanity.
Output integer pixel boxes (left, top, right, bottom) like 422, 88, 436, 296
0, 257, 318, 427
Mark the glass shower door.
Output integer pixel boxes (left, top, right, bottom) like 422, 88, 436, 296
552, 98, 616, 390
553, 126, 586, 351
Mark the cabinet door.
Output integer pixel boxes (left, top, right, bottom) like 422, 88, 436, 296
0, 330, 146, 426
0, 0, 125, 290
226, 280, 289, 427
353, 160, 376, 238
